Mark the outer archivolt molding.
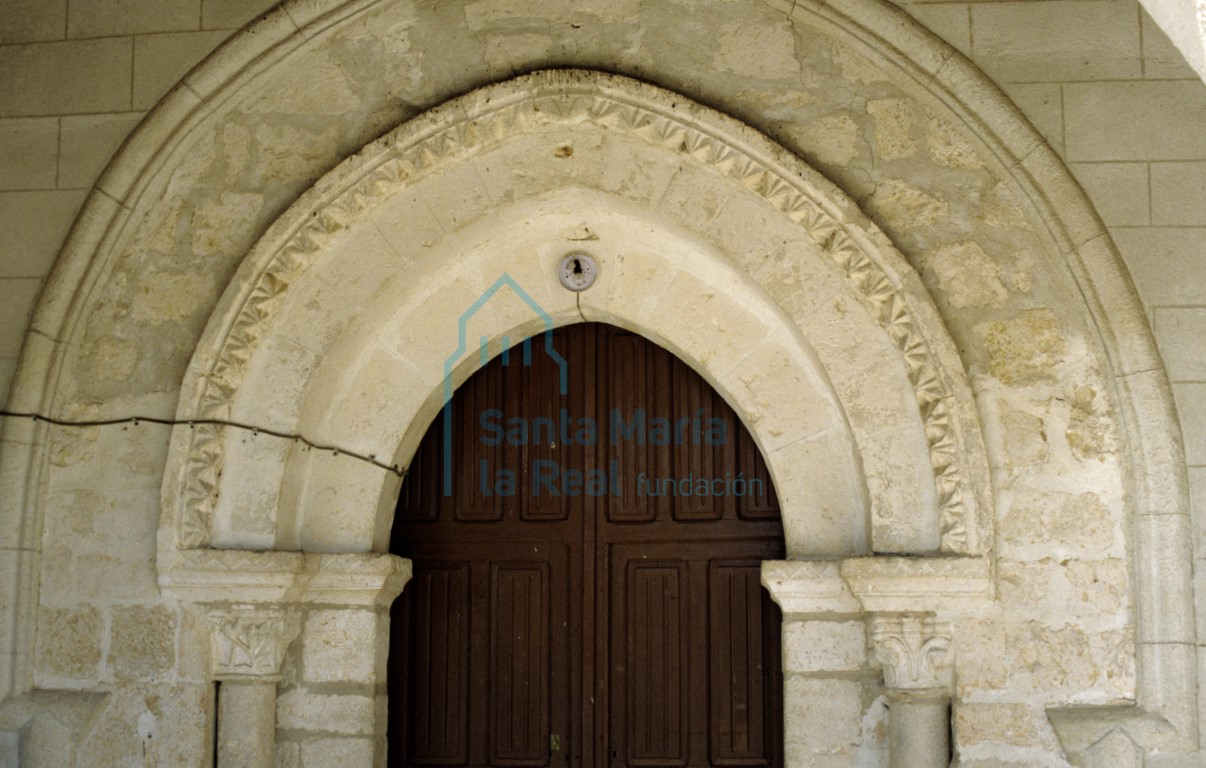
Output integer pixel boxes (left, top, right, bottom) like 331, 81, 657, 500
176, 71, 977, 554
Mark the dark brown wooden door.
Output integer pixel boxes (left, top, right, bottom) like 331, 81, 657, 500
390, 324, 784, 768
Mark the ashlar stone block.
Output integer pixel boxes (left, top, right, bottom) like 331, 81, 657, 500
0, 118, 57, 190
276, 689, 374, 735
783, 620, 866, 673
107, 604, 176, 682
58, 113, 143, 190
0, 39, 132, 117
783, 676, 864, 766
1151, 162, 1206, 226
1155, 308, 1206, 382
301, 737, 373, 767
1112, 228, 1206, 307
302, 609, 379, 684
0, 190, 87, 277
34, 605, 101, 682
1065, 81, 1206, 162
972, 0, 1142, 82
67, 0, 200, 38
1069, 163, 1150, 227
0, 0, 66, 44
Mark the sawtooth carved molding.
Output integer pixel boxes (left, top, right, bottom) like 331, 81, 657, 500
174, 70, 979, 555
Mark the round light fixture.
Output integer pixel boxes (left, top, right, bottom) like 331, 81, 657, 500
558, 252, 597, 292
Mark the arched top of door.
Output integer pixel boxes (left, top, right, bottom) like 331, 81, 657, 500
158, 70, 987, 562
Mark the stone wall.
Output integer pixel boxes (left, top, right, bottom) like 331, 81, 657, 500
0, 0, 280, 406
896, 2, 1206, 755
0, 1, 1204, 767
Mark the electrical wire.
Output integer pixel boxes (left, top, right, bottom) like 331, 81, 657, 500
0, 410, 406, 477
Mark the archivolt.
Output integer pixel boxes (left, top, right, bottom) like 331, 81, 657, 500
161, 70, 985, 561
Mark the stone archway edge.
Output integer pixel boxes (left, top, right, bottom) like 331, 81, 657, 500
171, 69, 982, 558
10, 0, 391, 421
779, 0, 1197, 755
0, 0, 1189, 763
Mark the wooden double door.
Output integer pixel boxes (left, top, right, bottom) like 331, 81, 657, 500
389, 323, 785, 768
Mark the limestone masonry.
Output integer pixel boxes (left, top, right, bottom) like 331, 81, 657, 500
0, 1, 1205, 766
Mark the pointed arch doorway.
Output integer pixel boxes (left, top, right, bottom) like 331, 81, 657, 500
389, 322, 785, 768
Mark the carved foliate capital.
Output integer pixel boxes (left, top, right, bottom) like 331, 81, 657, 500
207, 605, 297, 680
869, 615, 953, 694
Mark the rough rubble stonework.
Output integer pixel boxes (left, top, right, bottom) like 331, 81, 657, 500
0, 0, 1203, 766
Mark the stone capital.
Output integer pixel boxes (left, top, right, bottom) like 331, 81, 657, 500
869, 615, 954, 695
207, 605, 299, 681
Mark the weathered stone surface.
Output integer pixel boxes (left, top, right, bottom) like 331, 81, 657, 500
783, 620, 867, 673
0, 2, 1202, 767
999, 491, 1117, 557
954, 702, 1063, 750
998, 558, 1130, 624
783, 677, 865, 765
1065, 384, 1120, 462
302, 609, 379, 684
979, 309, 1068, 386
300, 737, 374, 767
35, 605, 102, 681
799, 110, 862, 166
925, 241, 1010, 309
925, 112, 985, 170
108, 605, 176, 682
277, 689, 375, 736
867, 98, 919, 161
865, 178, 950, 229
78, 683, 212, 766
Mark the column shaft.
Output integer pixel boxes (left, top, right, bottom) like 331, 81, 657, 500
216, 680, 276, 768
888, 694, 950, 768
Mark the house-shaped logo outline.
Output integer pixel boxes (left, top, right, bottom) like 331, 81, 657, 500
441, 273, 569, 496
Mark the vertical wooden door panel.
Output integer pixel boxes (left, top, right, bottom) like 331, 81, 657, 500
408, 564, 472, 766
626, 562, 689, 766
608, 331, 670, 524
735, 428, 779, 521
669, 359, 734, 523
457, 356, 504, 521
509, 331, 581, 523
708, 562, 771, 767
490, 562, 551, 765
392, 323, 785, 768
